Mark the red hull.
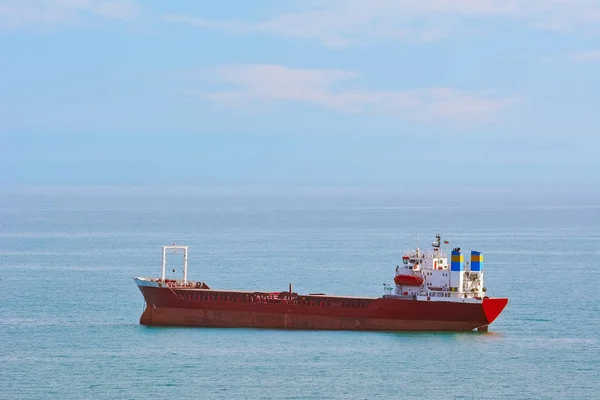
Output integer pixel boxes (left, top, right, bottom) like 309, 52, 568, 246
136, 286, 508, 332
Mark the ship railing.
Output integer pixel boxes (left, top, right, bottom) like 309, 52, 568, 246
160, 279, 206, 289
423, 290, 453, 298
421, 290, 483, 300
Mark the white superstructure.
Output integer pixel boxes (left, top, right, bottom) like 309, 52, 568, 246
387, 234, 487, 302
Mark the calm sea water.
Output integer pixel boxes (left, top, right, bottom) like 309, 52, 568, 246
1, 187, 599, 400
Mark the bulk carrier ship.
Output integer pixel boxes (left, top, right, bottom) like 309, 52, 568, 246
134, 234, 508, 332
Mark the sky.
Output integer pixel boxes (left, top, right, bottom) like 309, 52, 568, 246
0, 0, 599, 188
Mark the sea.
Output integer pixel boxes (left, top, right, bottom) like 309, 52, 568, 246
1, 186, 599, 400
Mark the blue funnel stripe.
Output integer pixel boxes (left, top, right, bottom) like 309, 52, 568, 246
450, 250, 463, 271
471, 251, 483, 272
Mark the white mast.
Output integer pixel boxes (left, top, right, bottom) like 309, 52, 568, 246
160, 244, 189, 284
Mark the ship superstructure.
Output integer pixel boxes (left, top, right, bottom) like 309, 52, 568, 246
388, 234, 487, 303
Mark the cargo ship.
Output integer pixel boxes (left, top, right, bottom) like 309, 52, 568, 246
134, 234, 508, 332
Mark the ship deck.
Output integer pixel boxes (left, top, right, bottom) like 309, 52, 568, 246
134, 276, 376, 301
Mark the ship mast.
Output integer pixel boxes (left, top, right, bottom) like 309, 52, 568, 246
161, 244, 189, 284
432, 233, 441, 249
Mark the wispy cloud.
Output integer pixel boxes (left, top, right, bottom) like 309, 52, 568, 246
570, 49, 600, 62
0, 0, 139, 30
166, 0, 600, 47
198, 64, 518, 125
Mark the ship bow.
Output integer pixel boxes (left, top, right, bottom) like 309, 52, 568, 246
482, 297, 508, 325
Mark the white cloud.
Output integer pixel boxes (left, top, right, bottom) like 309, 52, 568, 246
570, 49, 600, 62
166, 0, 600, 46
201, 64, 518, 125
0, 0, 138, 29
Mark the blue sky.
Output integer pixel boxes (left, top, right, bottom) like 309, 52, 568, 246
1, 0, 599, 187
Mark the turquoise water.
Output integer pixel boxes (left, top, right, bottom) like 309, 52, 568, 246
1, 187, 599, 399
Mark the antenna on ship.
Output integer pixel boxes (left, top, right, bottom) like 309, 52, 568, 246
432, 233, 441, 248
432, 233, 440, 253
443, 233, 450, 248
